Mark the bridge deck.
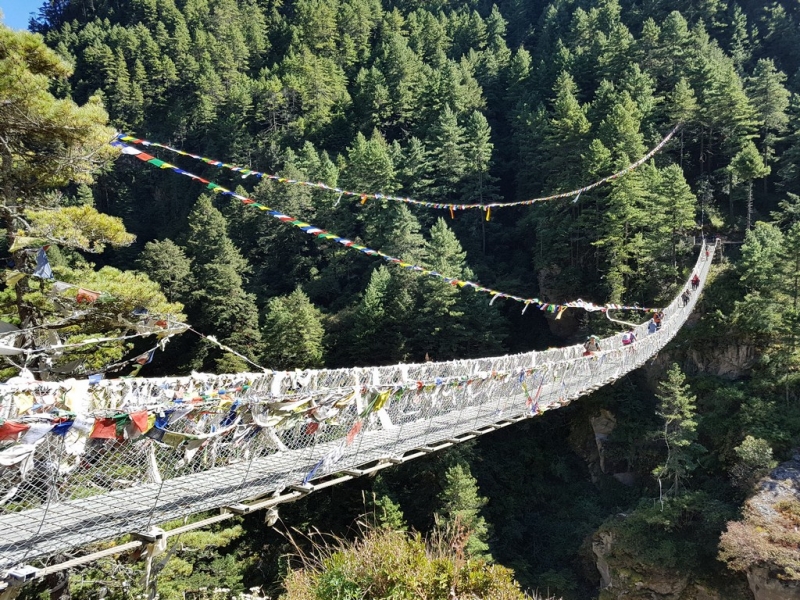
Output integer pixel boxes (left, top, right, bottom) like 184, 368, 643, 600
0, 242, 715, 569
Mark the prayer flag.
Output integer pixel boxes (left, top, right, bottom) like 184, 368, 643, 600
130, 410, 150, 433
0, 421, 30, 441
90, 418, 117, 439
32, 248, 53, 279
346, 420, 362, 445
135, 349, 155, 365
76, 288, 100, 303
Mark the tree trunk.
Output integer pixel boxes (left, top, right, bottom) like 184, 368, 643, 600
747, 180, 753, 230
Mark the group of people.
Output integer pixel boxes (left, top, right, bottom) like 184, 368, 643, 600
647, 310, 665, 334
680, 273, 701, 307
583, 327, 638, 356
583, 271, 701, 356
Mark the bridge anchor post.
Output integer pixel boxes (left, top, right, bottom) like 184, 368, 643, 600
0, 565, 38, 598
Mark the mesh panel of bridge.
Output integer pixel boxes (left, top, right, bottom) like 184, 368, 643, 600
0, 241, 716, 569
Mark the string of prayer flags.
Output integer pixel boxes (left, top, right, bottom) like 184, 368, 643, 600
0, 360, 594, 484
135, 349, 155, 366
188, 327, 269, 373
21, 321, 188, 358
113, 140, 662, 315
116, 124, 679, 213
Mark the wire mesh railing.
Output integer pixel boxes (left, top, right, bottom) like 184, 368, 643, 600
0, 241, 716, 571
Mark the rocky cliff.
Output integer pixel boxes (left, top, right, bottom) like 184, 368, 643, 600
719, 453, 800, 600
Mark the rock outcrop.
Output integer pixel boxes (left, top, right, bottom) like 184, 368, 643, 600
720, 453, 800, 600
591, 524, 745, 600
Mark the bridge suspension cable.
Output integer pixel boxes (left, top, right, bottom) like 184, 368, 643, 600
0, 240, 716, 582
117, 124, 679, 214
112, 140, 662, 316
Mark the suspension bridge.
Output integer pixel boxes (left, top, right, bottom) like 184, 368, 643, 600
0, 240, 716, 587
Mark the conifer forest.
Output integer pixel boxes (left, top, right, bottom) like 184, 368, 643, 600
3, 0, 800, 599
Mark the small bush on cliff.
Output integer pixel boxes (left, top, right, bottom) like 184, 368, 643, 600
729, 436, 777, 492
279, 526, 541, 600
720, 498, 800, 580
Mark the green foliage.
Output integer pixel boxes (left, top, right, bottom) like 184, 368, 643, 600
369, 492, 407, 530
137, 239, 194, 303
729, 435, 777, 492
748, 58, 790, 165
0, 23, 180, 374
652, 364, 704, 499
437, 463, 491, 559
25, 205, 135, 253
183, 196, 263, 370
262, 288, 325, 369
0, 24, 118, 196
603, 491, 736, 573
279, 527, 530, 600
730, 140, 770, 229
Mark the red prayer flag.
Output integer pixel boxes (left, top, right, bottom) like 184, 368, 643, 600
0, 421, 30, 441
76, 288, 100, 304
346, 420, 362, 445
90, 418, 117, 439
130, 410, 150, 433
305, 422, 319, 435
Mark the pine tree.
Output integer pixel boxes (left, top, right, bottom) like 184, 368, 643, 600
728, 4, 752, 74
666, 78, 699, 167
695, 47, 758, 171
375, 32, 426, 128
427, 105, 467, 202
658, 11, 691, 85
748, 59, 790, 169
734, 222, 790, 341
597, 93, 646, 163
730, 141, 770, 231
137, 239, 194, 304
437, 463, 491, 558
652, 364, 703, 502
343, 130, 397, 193
397, 136, 434, 200
504, 46, 531, 111
637, 17, 661, 74
649, 164, 698, 274
595, 170, 648, 302
262, 288, 325, 370
348, 266, 402, 365
352, 66, 393, 131
541, 71, 591, 189
460, 111, 500, 253
739, 221, 783, 294
183, 196, 263, 371
0, 24, 182, 375
413, 218, 468, 360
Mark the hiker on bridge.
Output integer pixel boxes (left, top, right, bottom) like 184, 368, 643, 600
584, 335, 601, 355
622, 330, 636, 346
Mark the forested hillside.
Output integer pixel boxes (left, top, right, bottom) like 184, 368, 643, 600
5, 0, 800, 598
